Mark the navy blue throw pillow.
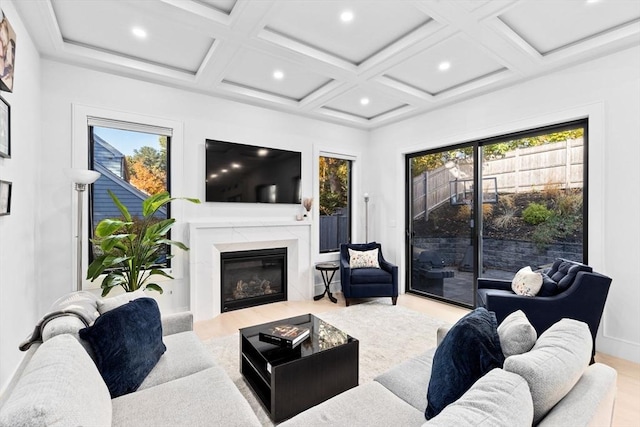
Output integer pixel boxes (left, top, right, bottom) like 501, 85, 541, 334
538, 272, 559, 297
425, 308, 505, 420
79, 297, 166, 398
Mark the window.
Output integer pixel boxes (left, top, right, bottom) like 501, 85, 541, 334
89, 119, 171, 266
319, 156, 352, 253
406, 120, 587, 307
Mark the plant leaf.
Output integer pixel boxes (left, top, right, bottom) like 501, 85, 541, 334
145, 283, 164, 294
144, 218, 175, 239
95, 219, 130, 238
157, 239, 189, 251
108, 190, 132, 222
142, 192, 171, 217
149, 269, 174, 280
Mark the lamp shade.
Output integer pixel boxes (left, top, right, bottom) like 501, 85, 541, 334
67, 169, 101, 185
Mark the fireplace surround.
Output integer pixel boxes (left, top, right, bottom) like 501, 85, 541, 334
188, 220, 312, 321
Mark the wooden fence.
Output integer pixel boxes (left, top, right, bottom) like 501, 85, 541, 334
319, 214, 349, 252
412, 139, 584, 220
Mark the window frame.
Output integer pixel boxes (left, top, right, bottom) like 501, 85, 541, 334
88, 123, 172, 266
71, 105, 185, 292
318, 154, 354, 254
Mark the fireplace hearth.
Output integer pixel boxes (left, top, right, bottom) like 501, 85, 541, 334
221, 247, 287, 312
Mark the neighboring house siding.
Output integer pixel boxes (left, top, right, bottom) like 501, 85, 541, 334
94, 135, 126, 178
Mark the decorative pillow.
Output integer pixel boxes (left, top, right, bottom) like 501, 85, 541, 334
0, 335, 112, 426
503, 318, 592, 423
511, 266, 543, 297
425, 308, 505, 420
79, 297, 166, 398
497, 310, 537, 358
97, 288, 147, 314
348, 248, 380, 269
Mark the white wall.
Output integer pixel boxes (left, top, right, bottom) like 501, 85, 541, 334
37, 59, 368, 312
0, 1, 41, 392
369, 45, 640, 363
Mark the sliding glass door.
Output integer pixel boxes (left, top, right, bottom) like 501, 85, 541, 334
407, 145, 476, 306
406, 120, 587, 308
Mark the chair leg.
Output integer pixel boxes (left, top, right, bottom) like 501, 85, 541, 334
345, 298, 350, 307
391, 296, 397, 305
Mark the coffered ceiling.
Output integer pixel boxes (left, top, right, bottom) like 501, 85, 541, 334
14, 0, 640, 129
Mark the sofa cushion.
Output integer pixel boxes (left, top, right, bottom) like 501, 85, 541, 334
349, 248, 380, 269
0, 334, 111, 426
503, 318, 592, 423
549, 260, 592, 292
138, 331, 217, 390
424, 368, 533, 426
97, 288, 147, 314
112, 367, 261, 427
497, 310, 537, 357
278, 381, 426, 427
425, 308, 505, 420
511, 266, 543, 296
537, 272, 559, 297
80, 297, 166, 398
375, 348, 436, 412
349, 267, 392, 284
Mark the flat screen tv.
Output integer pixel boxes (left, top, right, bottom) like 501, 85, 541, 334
205, 139, 302, 204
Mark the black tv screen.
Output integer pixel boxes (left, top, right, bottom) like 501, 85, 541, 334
205, 139, 302, 204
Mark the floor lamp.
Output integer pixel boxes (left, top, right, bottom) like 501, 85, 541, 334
364, 193, 370, 243
67, 169, 101, 292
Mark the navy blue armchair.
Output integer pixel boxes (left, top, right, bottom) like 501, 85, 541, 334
477, 258, 612, 360
340, 242, 398, 307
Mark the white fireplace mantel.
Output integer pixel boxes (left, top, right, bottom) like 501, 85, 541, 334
188, 219, 312, 321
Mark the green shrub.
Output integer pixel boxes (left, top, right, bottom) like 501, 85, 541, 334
522, 202, 552, 225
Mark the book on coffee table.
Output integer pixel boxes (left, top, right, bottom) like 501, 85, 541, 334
259, 324, 310, 348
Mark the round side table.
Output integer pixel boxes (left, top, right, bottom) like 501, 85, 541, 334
314, 262, 339, 304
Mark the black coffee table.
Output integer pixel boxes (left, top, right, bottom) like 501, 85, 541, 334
240, 313, 359, 423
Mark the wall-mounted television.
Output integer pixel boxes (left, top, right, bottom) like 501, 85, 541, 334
205, 139, 302, 204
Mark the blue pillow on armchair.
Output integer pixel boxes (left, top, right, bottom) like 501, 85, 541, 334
79, 297, 166, 398
425, 307, 505, 419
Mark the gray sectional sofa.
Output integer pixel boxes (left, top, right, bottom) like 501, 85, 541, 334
0, 291, 618, 427
281, 317, 618, 427
0, 306, 261, 426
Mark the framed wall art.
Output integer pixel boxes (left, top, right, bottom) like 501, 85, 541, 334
0, 179, 11, 216
0, 95, 8, 158
0, 10, 16, 93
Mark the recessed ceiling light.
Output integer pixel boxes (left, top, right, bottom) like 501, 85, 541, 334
340, 10, 354, 23
258, 149, 269, 156
231, 163, 241, 169
438, 61, 451, 71
586, 0, 600, 4
360, 97, 370, 106
273, 70, 284, 80
221, 169, 228, 173
210, 174, 218, 179
132, 27, 147, 39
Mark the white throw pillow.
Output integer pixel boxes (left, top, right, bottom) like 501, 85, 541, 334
97, 288, 147, 314
348, 248, 380, 269
511, 266, 543, 297
497, 310, 537, 357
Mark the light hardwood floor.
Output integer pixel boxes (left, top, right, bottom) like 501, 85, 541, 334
194, 293, 640, 427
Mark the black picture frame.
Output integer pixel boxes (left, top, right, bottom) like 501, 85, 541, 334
0, 179, 11, 216
0, 95, 8, 158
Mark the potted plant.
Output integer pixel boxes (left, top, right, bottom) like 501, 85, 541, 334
87, 190, 200, 296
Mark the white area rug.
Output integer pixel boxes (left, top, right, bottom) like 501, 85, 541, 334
203, 299, 448, 426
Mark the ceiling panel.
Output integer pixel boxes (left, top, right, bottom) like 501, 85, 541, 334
384, 35, 506, 95
499, 0, 640, 54
264, 1, 432, 64
51, 0, 214, 73
322, 87, 407, 120
14, 0, 640, 129
197, 0, 237, 15
222, 48, 332, 101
